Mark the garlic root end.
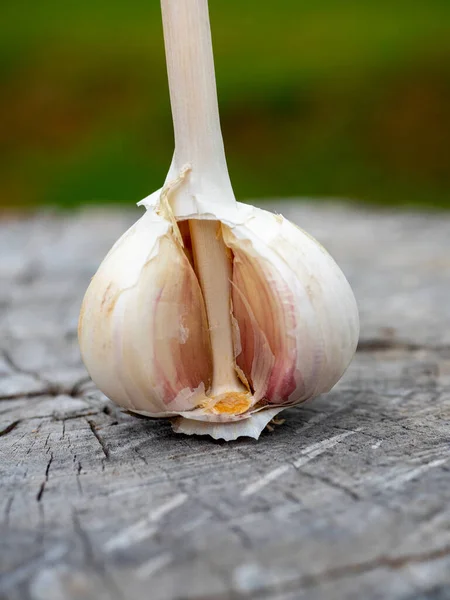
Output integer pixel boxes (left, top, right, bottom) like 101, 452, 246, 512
171, 407, 285, 441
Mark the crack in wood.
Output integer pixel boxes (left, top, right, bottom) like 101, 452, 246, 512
76, 461, 83, 495
0, 411, 105, 430
1, 351, 95, 401
357, 339, 450, 354
86, 418, 110, 459
0, 390, 57, 402
2, 349, 60, 394
69, 375, 93, 397
0, 420, 20, 437
229, 524, 254, 551
3, 495, 14, 527
0, 386, 91, 402
36, 453, 53, 502
133, 446, 149, 466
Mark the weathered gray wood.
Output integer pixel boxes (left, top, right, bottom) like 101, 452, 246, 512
1, 202, 450, 600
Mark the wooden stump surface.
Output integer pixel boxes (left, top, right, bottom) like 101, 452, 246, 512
1, 202, 450, 600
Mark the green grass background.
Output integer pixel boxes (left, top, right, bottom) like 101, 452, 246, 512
1, 0, 449, 208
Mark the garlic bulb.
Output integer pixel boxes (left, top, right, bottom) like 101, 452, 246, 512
78, 0, 359, 440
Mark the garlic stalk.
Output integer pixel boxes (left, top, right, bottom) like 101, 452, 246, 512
78, 0, 359, 441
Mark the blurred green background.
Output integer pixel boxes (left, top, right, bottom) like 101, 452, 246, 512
1, 0, 449, 209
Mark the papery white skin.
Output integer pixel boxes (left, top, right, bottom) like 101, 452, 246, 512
79, 168, 359, 440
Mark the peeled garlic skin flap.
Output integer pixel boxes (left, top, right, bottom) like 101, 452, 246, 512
79, 187, 359, 442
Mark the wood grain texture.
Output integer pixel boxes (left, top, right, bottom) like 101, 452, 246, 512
1, 203, 449, 600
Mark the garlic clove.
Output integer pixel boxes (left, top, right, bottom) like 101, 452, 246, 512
78, 208, 212, 415
223, 207, 359, 406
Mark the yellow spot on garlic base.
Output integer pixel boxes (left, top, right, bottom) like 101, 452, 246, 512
212, 392, 252, 415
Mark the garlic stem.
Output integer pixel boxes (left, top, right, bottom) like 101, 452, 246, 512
189, 220, 246, 398
160, 0, 233, 196
162, 0, 246, 404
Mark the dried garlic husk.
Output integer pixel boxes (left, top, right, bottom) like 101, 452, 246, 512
78, 0, 359, 440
